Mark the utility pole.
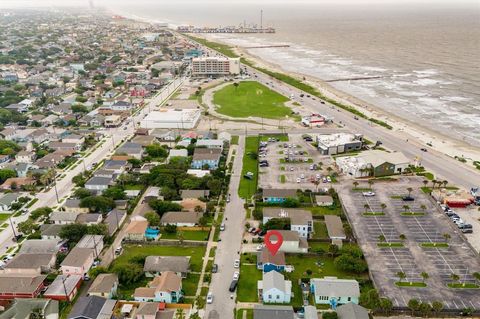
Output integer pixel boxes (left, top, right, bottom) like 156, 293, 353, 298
8, 216, 17, 239
260, 9, 263, 30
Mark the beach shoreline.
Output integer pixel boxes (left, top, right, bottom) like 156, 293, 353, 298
194, 33, 480, 167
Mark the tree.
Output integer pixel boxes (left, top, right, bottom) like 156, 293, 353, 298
407, 298, 420, 315
473, 272, 480, 281
396, 271, 406, 282
420, 204, 427, 212
322, 312, 338, 319
29, 308, 44, 319
368, 179, 374, 189
113, 264, 143, 285
207, 178, 222, 196
164, 224, 177, 234
59, 224, 88, 244
431, 301, 444, 315
422, 180, 429, 187
378, 234, 386, 243
353, 181, 359, 189
399, 234, 406, 242
102, 186, 126, 200
145, 144, 168, 158
80, 196, 115, 214
450, 273, 460, 284
199, 215, 208, 227
363, 204, 370, 214
177, 231, 184, 244
443, 233, 451, 242
359, 289, 380, 309
380, 203, 386, 214
176, 309, 185, 319
334, 254, 367, 273
402, 205, 410, 213
418, 302, 432, 317
149, 200, 182, 217
0, 168, 16, 183
30, 207, 52, 220
18, 219, 37, 234
72, 173, 87, 187
379, 298, 393, 315
194, 205, 204, 213
233, 82, 239, 90
145, 212, 160, 227
263, 218, 290, 231
442, 180, 448, 188
74, 188, 92, 199
421, 271, 429, 283
328, 244, 339, 257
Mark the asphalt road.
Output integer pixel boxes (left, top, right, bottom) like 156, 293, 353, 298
0, 77, 185, 256
205, 136, 246, 319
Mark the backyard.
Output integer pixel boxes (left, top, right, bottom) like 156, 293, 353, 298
238, 136, 260, 199
213, 81, 292, 119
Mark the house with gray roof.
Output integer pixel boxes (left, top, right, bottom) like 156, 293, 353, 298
19, 239, 60, 254
160, 211, 201, 227
116, 142, 144, 159
262, 188, 297, 204
87, 274, 118, 299
143, 256, 190, 278
263, 208, 313, 238
63, 199, 89, 214
180, 189, 210, 199
0, 298, 58, 319
337, 303, 369, 319
310, 276, 360, 306
40, 224, 64, 240
253, 305, 295, 319
50, 211, 81, 225
2, 253, 56, 275
0, 193, 20, 211
257, 270, 292, 304
103, 209, 127, 235
67, 296, 113, 319
85, 176, 114, 193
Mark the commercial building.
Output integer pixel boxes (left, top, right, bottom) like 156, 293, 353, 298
316, 133, 363, 155
140, 109, 201, 129
335, 150, 411, 178
191, 57, 240, 76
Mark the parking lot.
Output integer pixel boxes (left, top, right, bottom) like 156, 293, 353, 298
258, 134, 334, 190
340, 178, 480, 310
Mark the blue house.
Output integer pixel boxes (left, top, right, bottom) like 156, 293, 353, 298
257, 248, 286, 273
262, 188, 297, 204
191, 148, 222, 170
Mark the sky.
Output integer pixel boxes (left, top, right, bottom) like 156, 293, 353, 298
0, 0, 479, 6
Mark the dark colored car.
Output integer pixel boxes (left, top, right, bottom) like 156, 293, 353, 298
402, 196, 415, 201
229, 280, 238, 292
212, 264, 218, 273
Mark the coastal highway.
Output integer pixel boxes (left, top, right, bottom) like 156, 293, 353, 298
244, 65, 480, 189
0, 77, 185, 257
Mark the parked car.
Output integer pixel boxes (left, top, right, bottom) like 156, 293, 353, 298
234, 259, 240, 268
212, 264, 218, 273
229, 280, 238, 292
363, 191, 375, 197
402, 196, 415, 201
233, 271, 240, 280
206, 292, 213, 304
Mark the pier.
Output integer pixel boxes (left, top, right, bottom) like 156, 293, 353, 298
326, 76, 384, 82
244, 45, 290, 49
177, 26, 275, 34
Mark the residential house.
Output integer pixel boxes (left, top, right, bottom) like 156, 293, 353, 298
151, 129, 178, 142
167, 149, 188, 163
5, 103, 28, 113
143, 186, 161, 203
135, 303, 175, 319
196, 139, 224, 150
111, 101, 133, 112
116, 142, 144, 159
257, 271, 292, 304
143, 256, 190, 278
276, 230, 308, 253
257, 248, 286, 273
324, 215, 346, 241
1, 253, 56, 275
253, 305, 295, 319
68, 296, 116, 319
263, 208, 313, 238
15, 151, 36, 164
0, 177, 35, 190
19, 239, 60, 254
49, 212, 81, 225
76, 213, 103, 226
44, 275, 83, 302
0, 298, 59, 319
180, 189, 210, 200
60, 247, 95, 276
337, 303, 369, 319
62, 134, 85, 145
14, 163, 31, 178
191, 148, 222, 170
87, 274, 118, 299
0, 128, 18, 141
103, 160, 129, 174
48, 142, 80, 152
40, 224, 64, 240
131, 135, 157, 147
262, 189, 297, 204
0, 275, 46, 299
34, 151, 69, 169
310, 277, 360, 306
63, 199, 89, 214
0, 154, 10, 166
0, 193, 20, 211
85, 176, 114, 193
76, 235, 104, 259
26, 129, 51, 144
125, 216, 149, 241
133, 271, 182, 303
104, 209, 127, 236
160, 211, 201, 227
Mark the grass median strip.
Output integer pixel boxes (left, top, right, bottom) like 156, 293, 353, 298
363, 212, 385, 216
447, 283, 479, 289
377, 242, 404, 248
395, 281, 427, 288
401, 212, 426, 216
420, 242, 449, 248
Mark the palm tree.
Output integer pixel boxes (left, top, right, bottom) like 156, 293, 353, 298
353, 181, 359, 189
364, 204, 370, 214
421, 271, 429, 283
29, 308, 44, 319
408, 298, 420, 316
442, 180, 448, 188
368, 179, 374, 189
402, 205, 410, 213
397, 271, 406, 282
380, 203, 387, 214
233, 82, 239, 91
431, 179, 437, 189
406, 187, 413, 197
431, 301, 444, 316
443, 233, 451, 243
399, 234, 406, 242
379, 298, 393, 315
422, 180, 429, 187
378, 234, 386, 243
176, 309, 185, 319
420, 204, 427, 212
177, 231, 185, 245
450, 273, 460, 285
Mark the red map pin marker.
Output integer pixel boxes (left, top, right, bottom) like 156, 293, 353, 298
264, 230, 283, 256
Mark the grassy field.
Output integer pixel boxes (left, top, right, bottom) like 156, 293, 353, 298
183, 273, 201, 296
238, 136, 260, 199
112, 245, 206, 272
236, 309, 253, 319
313, 221, 329, 239
213, 81, 292, 119
231, 135, 239, 145
308, 206, 342, 216
160, 230, 210, 241
237, 264, 262, 302
0, 213, 10, 223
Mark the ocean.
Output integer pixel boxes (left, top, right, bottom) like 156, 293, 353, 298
113, 2, 480, 144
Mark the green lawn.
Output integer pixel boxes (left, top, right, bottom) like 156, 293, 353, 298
236, 309, 253, 319
213, 81, 292, 119
0, 213, 11, 223
313, 221, 328, 239
280, 175, 286, 183
363, 212, 385, 216
377, 242, 404, 248
237, 264, 262, 302
231, 135, 239, 145
420, 242, 449, 248
308, 206, 342, 217
112, 245, 206, 272
401, 212, 426, 216
447, 283, 479, 289
183, 273, 201, 296
160, 230, 210, 241
238, 136, 259, 199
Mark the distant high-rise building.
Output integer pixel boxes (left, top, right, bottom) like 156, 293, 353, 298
191, 57, 240, 76
89, 0, 94, 9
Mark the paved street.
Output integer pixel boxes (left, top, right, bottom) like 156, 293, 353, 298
205, 136, 246, 319
0, 77, 185, 256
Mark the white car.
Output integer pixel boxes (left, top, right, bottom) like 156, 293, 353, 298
326, 176, 332, 182
233, 271, 240, 280
296, 178, 301, 183
315, 174, 321, 180
234, 259, 240, 268
206, 292, 213, 304
290, 167, 294, 171
300, 174, 305, 179
256, 244, 265, 251
363, 191, 376, 197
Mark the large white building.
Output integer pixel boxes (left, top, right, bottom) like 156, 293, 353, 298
336, 150, 411, 178
316, 133, 363, 155
140, 109, 201, 129
191, 57, 240, 76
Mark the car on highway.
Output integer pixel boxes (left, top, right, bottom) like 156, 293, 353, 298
233, 271, 240, 280
420, 148, 428, 152
233, 259, 240, 268
206, 292, 213, 304
363, 191, 376, 197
